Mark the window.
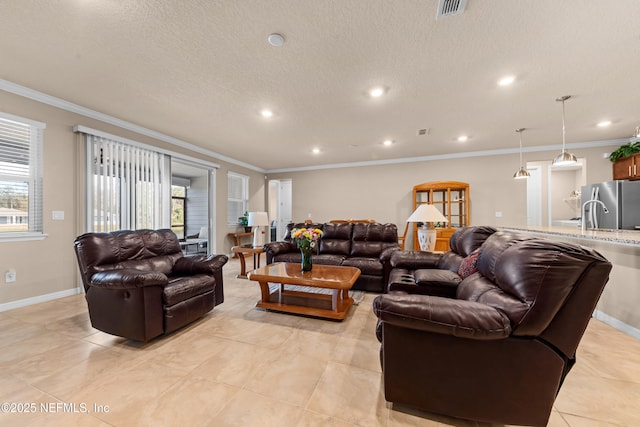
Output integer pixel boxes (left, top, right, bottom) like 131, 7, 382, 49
85, 133, 169, 232
171, 184, 186, 239
228, 172, 248, 226
0, 113, 44, 239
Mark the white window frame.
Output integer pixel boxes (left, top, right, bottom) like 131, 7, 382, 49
228, 171, 248, 227
0, 112, 45, 242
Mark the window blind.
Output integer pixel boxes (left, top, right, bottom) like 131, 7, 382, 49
86, 134, 167, 232
0, 114, 44, 235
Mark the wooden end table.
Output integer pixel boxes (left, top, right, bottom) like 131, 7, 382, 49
231, 245, 264, 279
227, 232, 253, 257
247, 262, 361, 320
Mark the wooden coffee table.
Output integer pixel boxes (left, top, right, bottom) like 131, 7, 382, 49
247, 262, 361, 320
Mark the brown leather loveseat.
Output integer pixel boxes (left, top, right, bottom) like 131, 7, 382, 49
74, 229, 228, 341
374, 230, 612, 426
263, 222, 399, 292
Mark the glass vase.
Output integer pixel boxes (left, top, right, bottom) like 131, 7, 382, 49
300, 248, 313, 272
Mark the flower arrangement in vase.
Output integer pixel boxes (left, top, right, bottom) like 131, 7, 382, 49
291, 227, 323, 271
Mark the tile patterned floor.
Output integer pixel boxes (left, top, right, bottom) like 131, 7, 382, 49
0, 255, 639, 426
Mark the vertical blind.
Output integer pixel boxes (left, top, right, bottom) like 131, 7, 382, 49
0, 114, 44, 234
86, 134, 167, 232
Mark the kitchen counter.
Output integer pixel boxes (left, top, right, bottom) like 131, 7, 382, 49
501, 225, 640, 247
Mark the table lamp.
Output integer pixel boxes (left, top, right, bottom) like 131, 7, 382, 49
406, 204, 448, 251
248, 212, 269, 247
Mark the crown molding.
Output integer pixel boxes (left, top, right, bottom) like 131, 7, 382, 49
266, 139, 628, 174
0, 79, 266, 173
2, 79, 629, 176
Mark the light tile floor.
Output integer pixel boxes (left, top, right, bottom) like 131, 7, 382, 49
0, 255, 639, 426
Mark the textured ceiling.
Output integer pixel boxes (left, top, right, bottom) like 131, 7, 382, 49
1, 0, 639, 171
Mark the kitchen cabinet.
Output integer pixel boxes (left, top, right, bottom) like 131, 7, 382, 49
613, 154, 640, 180
413, 181, 470, 251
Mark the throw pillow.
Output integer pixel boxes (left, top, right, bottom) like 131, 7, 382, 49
458, 248, 480, 279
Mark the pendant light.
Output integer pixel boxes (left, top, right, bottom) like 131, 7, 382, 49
552, 95, 578, 166
513, 128, 530, 179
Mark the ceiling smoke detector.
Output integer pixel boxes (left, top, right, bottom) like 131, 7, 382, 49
436, 0, 468, 20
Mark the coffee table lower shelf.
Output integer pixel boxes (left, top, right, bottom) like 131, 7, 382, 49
256, 286, 354, 320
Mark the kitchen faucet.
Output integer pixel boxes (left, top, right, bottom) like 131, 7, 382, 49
581, 199, 609, 232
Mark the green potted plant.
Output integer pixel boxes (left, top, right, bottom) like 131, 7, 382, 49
608, 141, 640, 163
238, 211, 251, 232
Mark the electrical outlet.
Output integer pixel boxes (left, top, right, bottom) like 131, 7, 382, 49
495, 211, 503, 218
5, 270, 16, 283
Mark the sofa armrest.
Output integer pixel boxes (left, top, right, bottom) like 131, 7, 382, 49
174, 254, 228, 275
373, 293, 511, 340
380, 246, 401, 263
90, 269, 169, 289
390, 250, 442, 269
263, 241, 296, 256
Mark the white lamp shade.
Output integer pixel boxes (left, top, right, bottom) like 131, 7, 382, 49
248, 212, 269, 226
406, 204, 448, 251
406, 204, 448, 224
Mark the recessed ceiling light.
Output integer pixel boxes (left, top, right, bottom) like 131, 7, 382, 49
498, 75, 515, 86
312, 148, 320, 154
369, 87, 385, 98
383, 139, 394, 146
457, 135, 469, 142
261, 109, 273, 118
267, 33, 285, 47
597, 120, 612, 127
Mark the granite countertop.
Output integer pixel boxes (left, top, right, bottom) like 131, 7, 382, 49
501, 225, 640, 247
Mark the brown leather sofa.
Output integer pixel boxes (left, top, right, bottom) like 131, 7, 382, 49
387, 225, 497, 297
74, 229, 228, 341
263, 222, 399, 292
373, 230, 612, 426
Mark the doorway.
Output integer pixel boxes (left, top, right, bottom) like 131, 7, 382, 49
268, 179, 292, 241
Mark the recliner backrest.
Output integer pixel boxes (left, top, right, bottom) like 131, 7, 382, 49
319, 222, 352, 255
457, 231, 611, 356
438, 226, 497, 271
350, 223, 398, 257
74, 229, 182, 292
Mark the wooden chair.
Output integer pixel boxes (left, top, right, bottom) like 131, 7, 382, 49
398, 222, 409, 250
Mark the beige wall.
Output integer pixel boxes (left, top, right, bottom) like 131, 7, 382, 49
267, 145, 615, 247
0, 91, 265, 306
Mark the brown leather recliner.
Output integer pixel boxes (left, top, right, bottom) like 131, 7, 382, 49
373, 230, 612, 426
74, 229, 228, 342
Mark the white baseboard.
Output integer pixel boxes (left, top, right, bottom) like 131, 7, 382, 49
593, 310, 640, 340
0, 287, 83, 312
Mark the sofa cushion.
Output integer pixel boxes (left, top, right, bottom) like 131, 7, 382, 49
351, 223, 398, 257
342, 257, 383, 276
319, 223, 352, 255
163, 274, 215, 306
311, 254, 346, 265
458, 248, 480, 279
414, 269, 462, 287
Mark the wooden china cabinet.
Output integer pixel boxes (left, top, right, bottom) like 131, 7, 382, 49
413, 181, 470, 251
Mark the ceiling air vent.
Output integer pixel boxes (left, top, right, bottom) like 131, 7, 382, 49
436, 0, 468, 20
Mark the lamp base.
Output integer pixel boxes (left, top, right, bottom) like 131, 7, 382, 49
417, 226, 437, 252
252, 227, 264, 248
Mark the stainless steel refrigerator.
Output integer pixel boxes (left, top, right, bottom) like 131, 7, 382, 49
581, 180, 640, 230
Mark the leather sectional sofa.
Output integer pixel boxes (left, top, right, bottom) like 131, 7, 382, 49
374, 228, 612, 426
263, 222, 399, 292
